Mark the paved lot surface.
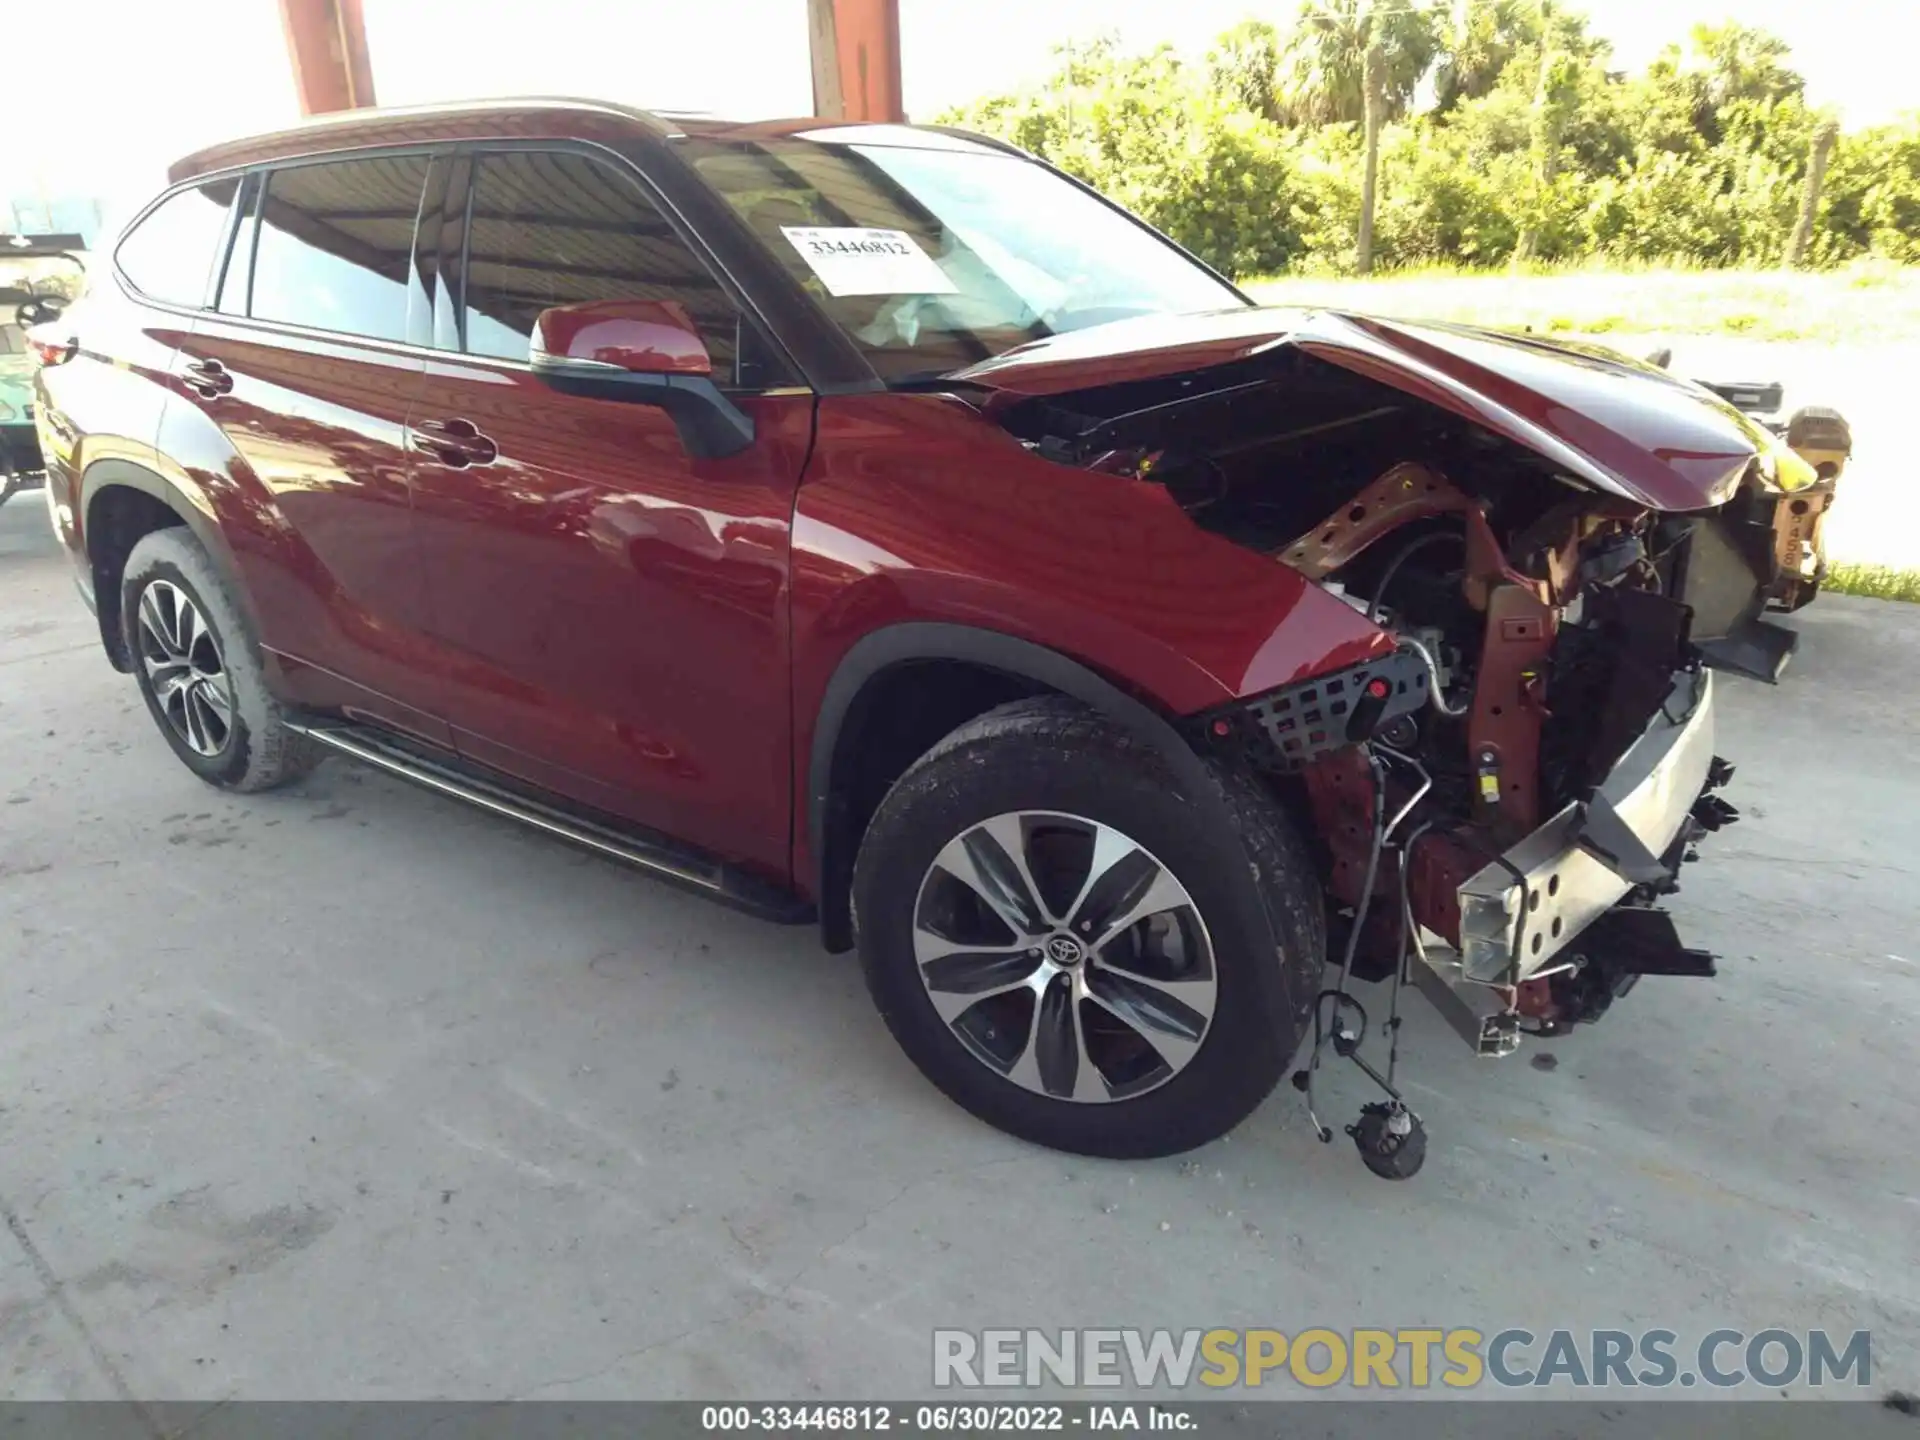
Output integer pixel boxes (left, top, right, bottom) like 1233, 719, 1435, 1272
2, 493, 1917, 1404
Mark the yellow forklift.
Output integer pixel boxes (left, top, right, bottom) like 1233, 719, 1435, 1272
1646, 351, 1852, 612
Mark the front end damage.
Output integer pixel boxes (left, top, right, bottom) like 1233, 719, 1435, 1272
1196, 461, 1741, 1058
966, 308, 1792, 1176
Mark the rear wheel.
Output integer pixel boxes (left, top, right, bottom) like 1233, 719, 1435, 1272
121, 528, 320, 792
854, 698, 1323, 1158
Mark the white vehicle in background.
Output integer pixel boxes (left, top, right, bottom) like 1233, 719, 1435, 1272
1, 234, 87, 508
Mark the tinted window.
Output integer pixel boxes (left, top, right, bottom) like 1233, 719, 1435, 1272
116, 179, 240, 307
458, 151, 749, 381
250, 155, 429, 343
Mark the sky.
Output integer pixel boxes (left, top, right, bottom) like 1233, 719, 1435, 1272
9, 0, 1915, 226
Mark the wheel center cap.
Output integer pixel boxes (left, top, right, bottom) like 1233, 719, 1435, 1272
1045, 934, 1086, 967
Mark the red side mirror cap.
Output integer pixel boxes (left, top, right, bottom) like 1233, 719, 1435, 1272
530, 299, 712, 377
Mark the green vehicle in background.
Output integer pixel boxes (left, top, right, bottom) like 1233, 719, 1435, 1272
1, 234, 87, 508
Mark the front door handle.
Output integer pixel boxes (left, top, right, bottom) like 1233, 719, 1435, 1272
182, 358, 233, 399
409, 416, 498, 468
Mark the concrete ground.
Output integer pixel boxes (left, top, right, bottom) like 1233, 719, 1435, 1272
1, 492, 1917, 1403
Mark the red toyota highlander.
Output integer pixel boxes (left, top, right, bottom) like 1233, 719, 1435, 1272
31, 100, 1794, 1173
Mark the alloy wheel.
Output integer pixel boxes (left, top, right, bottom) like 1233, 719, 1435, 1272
912, 811, 1216, 1103
136, 580, 235, 758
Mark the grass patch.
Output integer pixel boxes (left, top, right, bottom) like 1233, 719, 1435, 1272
1241, 259, 1920, 343
1824, 562, 1920, 603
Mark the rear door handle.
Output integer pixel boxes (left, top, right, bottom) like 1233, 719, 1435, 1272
182, 358, 233, 399
409, 416, 498, 468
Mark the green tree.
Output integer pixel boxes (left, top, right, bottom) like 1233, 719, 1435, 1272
940, 36, 1307, 277
1511, 9, 1586, 262
1685, 21, 1804, 113
1278, 0, 1441, 126
1435, 0, 1535, 110
1630, 21, 1805, 152
940, 11, 1902, 278
1279, 0, 1441, 271
1208, 19, 1287, 124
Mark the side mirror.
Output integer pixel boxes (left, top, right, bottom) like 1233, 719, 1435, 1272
529, 299, 754, 459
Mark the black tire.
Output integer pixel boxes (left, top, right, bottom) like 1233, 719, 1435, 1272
121, 528, 321, 792
853, 697, 1324, 1159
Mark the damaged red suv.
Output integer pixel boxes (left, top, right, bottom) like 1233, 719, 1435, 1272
33, 101, 1794, 1170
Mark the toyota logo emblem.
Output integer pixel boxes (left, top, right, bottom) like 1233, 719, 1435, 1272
1046, 935, 1085, 965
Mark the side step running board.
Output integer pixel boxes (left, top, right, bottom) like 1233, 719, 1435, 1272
288, 721, 813, 925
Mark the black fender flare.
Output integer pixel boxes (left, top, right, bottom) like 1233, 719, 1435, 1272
80, 457, 253, 670
806, 622, 1234, 952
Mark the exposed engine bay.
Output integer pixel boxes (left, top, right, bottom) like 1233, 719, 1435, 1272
987, 335, 1778, 1179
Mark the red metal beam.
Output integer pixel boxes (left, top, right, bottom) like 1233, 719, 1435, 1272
810, 0, 903, 122
279, 0, 376, 116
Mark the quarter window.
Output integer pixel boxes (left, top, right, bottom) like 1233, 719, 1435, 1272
457, 151, 761, 384
115, 179, 241, 307
249, 155, 430, 343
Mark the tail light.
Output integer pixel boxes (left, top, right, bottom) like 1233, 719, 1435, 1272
26, 327, 74, 367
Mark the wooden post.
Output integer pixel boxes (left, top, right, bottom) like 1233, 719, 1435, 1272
279, 0, 376, 116
810, 0, 904, 122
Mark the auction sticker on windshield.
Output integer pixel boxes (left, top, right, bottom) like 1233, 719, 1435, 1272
781, 227, 957, 297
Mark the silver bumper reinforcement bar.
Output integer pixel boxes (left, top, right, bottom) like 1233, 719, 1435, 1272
1411, 667, 1719, 1054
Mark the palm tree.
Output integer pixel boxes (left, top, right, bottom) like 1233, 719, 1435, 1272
1280, 0, 1441, 272
1788, 118, 1841, 268
1434, 0, 1533, 112
1209, 19, 1287, 124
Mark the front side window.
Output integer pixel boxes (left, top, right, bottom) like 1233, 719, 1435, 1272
456, 150, 754, 383
250, 155, 430, 343
115, 178, 241, 308
679, 133, 1247, 384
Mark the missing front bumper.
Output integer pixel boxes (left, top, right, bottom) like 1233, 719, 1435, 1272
1406, 667, 1727, 1056
1456, 668, 1718, 984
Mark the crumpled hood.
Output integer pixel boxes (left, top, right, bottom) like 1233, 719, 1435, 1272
949, 306, 1772, 512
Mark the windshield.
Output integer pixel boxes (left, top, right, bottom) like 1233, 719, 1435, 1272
678, 133, 1247, 384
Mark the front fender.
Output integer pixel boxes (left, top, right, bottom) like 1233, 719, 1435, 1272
790, 390, 1395, 941
792, 390, 1392, 716
805, 619, 1223, 881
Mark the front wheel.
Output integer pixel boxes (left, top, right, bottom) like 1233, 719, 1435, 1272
853, 698, 1324, 1158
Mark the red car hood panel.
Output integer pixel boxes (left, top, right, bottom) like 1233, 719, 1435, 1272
949, 307, 1767, 512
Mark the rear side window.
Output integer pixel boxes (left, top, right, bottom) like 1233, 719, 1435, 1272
115, 178, 241, 307
249, 155, 430, 343
457, 150, 759, 382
